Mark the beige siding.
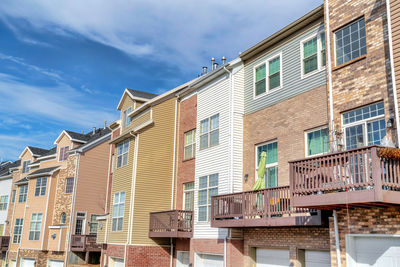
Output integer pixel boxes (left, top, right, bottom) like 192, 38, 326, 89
131, 108, 151, 129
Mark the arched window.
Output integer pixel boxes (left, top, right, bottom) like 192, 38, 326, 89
60, 212, 67, 224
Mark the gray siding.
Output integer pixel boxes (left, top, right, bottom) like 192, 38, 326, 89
244, 23, 326, 115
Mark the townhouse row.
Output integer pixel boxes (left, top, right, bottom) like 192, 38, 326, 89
1, 0, 400, 266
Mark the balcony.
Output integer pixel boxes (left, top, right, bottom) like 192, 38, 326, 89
70, 235, 101, 252
290, 145, 400, 209
211, 186, 322, 228
0, 236, 10, 251
149, 210, 193, 238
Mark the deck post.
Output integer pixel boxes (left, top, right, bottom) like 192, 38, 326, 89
371, 146, 383, 201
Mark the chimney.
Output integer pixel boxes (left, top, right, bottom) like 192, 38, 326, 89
92, 127, 96, 135
202, 66, 208, 75
211, 57, 215, 70
104, 120, 107, 129
222, 56, 226, 65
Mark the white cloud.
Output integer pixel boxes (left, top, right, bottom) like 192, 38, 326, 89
0, 0, 323, 71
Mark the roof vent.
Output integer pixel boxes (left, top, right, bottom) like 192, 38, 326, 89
211, 57, 215, 70
202, 66, 208, 75
92, 127, 96, 135
222, 56, 226, 65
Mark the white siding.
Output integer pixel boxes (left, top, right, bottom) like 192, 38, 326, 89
0, 177, 12, 231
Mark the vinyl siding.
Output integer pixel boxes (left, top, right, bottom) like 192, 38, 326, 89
244, 21, 326, 115
131, 108, 152, 129
131, 97, 176, 246
390, 0, 400, 109
0, 178, 12, 233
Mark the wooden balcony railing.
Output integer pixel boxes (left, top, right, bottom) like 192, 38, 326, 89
149, 210, 193, 238
289, 145, 400, 208
211, 186, 322, 228
0, 236, 10, 251
70, 235, 101, 252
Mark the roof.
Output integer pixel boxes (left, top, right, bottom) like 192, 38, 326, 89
127, 89, 158, 100
40, 147, 57, 157
70, 127, 111, 152
65, 130, 91, 142
15, 177, 28, 185
0, 160, 20, 178
239, 5, 324, 61
28, 146, 51, 156
26, 166, 60, 179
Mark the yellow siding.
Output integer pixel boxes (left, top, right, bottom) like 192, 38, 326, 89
131, 97, 176, 245
96, 219, 106, 244
131, 108, 151, 129
120, 96, 136, 136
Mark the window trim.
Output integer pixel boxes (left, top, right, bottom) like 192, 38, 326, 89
65, 177, 74, 194
60, 212, 67, 224
304, 126, 330, 157
34, 177, 47, 197
255, 140, 278, 187
18, 185, 28, 203
123, 106, 132, 128
183, 129, 196, 160
300, 31, 326, 79
58, 146, 69, 162
197, 174, 218, 222
28, 213, 42, 241
116, 140, 129, 169
199, 114, 219, 150
0, 195, 8, 211
253, 52, 283, 99
22, 160, 30, 174
183, 182, 195, 211
112, 191, 125, 232
13, 218, 24, 244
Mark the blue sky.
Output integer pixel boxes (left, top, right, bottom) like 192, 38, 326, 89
0, 0, 322, 160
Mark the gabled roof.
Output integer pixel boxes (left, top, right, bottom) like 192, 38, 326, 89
70, 127, 111, 153
54, 130, 89, 144
15, 177, 28, 185
117, 88, 158, 110
0, 160, 20, 178
26, 166, 60, 179
19, 146, 51, 159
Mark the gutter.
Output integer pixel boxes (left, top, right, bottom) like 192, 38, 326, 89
69, 133, 112, 154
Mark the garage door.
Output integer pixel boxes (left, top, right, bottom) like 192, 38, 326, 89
110, 257, 124, 267
196, 253, 223, 267
9, 261, 16, 267
48, 260, 64, 267
20, 259, 35, 267
177, 251, 189, 267
305, 250, 331, 267
256, 248, 289, 267
350, 236, 400, 267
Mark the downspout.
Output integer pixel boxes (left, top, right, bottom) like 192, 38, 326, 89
128, 133, 138, 250
333, 210, 342, 267
18, 182, 30, 266
385, 0, 400, 146
65, 154, 81, 267
41, 172, 54, 250
325, 0, 336, 151
6, 185, 17, 266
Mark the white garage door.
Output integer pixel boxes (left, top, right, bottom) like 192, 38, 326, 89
177, 251, 189, 267
9, 261, 16, 267
20, 259, 35, 267
256, 248, 290, 267
305, 250, 331, 267
48, 260, 64, 267
196, 253, 223, 267
350, 236, 400, 267
110, 258, 124, 267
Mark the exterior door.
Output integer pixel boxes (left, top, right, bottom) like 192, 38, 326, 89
196, 253, 223, 267
20, 259, 35, 267
177, 251, 190, 267
48, 260, 64, 267
349, 236, 400, 267
75, 212, 86, 235
305, 251, 330, 267
256, 248, 290, 267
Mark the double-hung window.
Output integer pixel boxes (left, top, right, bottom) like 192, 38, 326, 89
198, 174, 218, 222
335, 18, 366, 66
65, 177, 74, 193
184, 130, 196, 160
90, 215, 98, 234
123, 107, 132, 128
183, 182, 194, 211
0, 195, 8, 210
256, 141, 278, 188
29, 213, 42, 241
116, 141, 129, 168
22, 160, 30, 173
302, 32, 326, 76
11, 190, 16, 203
35, 177, 47, 196
13, 218, 23, 243
19, 185, 28, 203
112, 192, 125, 231
306, 127, 330, 156
254, 54, 282, 97
200, 114, 219, 150
343, 102, 386, 150
59, 146, 69, 161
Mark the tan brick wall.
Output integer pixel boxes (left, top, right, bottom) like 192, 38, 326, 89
243, 85, 328, 190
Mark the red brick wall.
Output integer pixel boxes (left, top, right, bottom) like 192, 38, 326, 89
176, 94, 197, 210
126, 245, 170, 267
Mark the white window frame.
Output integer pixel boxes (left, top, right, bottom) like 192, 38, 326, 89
0, 195, 8, 211
199, 114, 219, 150
58, 146, 69, 162
34, 177, 47, 196
13, 218, 23, 244
253, 52, 283, 99
28, 213, 42, 241
116, 140, 129, 169
75, 211, 87, 235
184, 129, 196, 160
22, 160, 30, 173
300, 31, 326, 79
341, 104, 385, 150
197, 174, 218, 222
18, 185, 28, 203
123, 106, 132, 128
255, 140, 278, 187
112, 192, 125, 232
65, 177, 74, 193
304, 126, 330, 157
183, 182, 194, 211
89, 214, 98, 235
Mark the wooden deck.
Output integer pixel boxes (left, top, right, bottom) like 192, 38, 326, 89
149, 210, 193, 238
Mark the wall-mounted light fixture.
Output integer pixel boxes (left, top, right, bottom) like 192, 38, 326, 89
387, 118, 394, 129
51, 233, 57, 240
244, 174, 249, 182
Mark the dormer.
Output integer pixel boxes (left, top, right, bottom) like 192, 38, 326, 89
18, 146, 48, 174
54, 130, 87, 163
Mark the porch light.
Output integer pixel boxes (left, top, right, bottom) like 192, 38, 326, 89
387, 118, 394, 128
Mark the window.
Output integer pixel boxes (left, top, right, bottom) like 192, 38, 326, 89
335, 18, 366, 66
60, 213, 67, 224
183, 182, 194, 211
22, 160, 30, 173
302, 32, 326, 76
11, 190, 16, 203
65, 177, 74, 193
256, 142, 278, 188
89, 215, 98, 235
116, 141, 129, 168
13, 218, 23, 243
75, 212, 86, 235
59, 146, 69, 161
198, 174, 218, 222
19, 185, 28, 203
29, 213, 42, 241
0, 196, 8, 210
184, 130, 196, 160
306, 127, 330, 156
254, 54, 282, 96
123, 107, 132, 128
343, 102, 385, 150
112, 192, 125, 231
200, 114, 219, 150
35, 177, 47, 196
